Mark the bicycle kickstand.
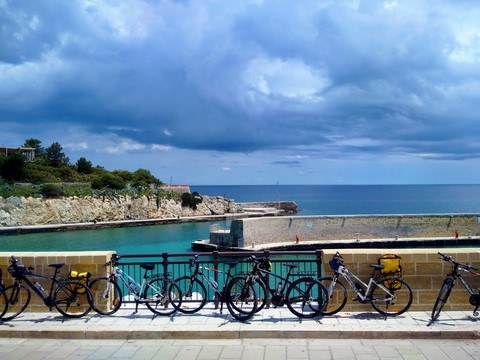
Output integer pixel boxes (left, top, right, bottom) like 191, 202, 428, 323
134, 300, 139, 314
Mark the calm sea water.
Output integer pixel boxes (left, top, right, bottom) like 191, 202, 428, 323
1, 185, 479, 254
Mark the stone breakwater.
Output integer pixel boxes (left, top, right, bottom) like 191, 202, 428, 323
0, 195, 242, 227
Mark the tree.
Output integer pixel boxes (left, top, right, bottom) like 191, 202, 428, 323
23, 138, 44, 157
45, 142, 69, 167
92, 173, 126, 190
0, 153, 26, 182
76, 157, 93, 174
132, 168, 161, 187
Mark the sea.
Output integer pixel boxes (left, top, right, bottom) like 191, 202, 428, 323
1, 184, 479, 254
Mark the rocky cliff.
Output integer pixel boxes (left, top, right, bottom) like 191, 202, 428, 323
0, 195, 242, 227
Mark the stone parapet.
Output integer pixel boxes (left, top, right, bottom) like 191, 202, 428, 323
322, 248, 480, 312
0, 251, 114, 313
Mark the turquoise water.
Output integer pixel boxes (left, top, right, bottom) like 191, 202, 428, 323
1, 184, 480, 254
0, 221, 213, 254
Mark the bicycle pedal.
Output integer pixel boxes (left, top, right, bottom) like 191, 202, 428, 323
352, 297, 359, 302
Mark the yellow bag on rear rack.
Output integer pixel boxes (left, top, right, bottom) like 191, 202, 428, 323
68, 270, 91, 294
378, 254, 402, 290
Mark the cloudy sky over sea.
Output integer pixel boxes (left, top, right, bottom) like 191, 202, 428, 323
1, 0, 480, 185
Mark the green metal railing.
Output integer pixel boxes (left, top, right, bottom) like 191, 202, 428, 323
116, 250, 324, 305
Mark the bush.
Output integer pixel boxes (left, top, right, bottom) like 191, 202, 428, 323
92, 173, 126, 190
40, 184, 65, 198
181, 191, 203, 210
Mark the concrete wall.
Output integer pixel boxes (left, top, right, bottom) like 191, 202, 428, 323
322, 248, 480, 312
219, 214, 480, 248
0, 251, 114, 313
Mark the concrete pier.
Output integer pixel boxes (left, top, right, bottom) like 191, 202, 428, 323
205, 213, 480, 249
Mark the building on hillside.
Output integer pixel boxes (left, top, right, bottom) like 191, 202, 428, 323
0, 147, 36, 162
157, 184, 191, 193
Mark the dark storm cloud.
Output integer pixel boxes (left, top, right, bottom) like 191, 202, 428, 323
1, 0, 480, 162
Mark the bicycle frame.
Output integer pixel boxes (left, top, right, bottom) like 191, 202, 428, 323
448, 265, 479, 297
254, 264, 298, 295
109, 266, 153, 302
189, 260, 235, 304
333, 264, 394, 302
14, 268, 64, 308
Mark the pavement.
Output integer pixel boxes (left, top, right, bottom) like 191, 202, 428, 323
1, 306, 480, 359
1, 304, 479, 340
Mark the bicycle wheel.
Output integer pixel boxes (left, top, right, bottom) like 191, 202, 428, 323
54, 281, 94, 318
371, 278, 413, 316
225, 276, 257, 322
89, 277, 123, 316
1, 284, 31, 321
0, 291, 7, 319
144, 277, 182, 316
431, 278, 454, 321
253, 279, 268, 313
172, 276, 207, 314
285, 277, 328, 319
318, 276, 348, 315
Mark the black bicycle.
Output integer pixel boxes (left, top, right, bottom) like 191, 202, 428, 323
431, 252, 480, 321
242, 256, 328, 319
172, 255, 257, 321
0, 255, 94, 321
0, 268, 7, 318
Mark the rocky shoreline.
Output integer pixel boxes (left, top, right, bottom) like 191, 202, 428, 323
0, 195, 241, 228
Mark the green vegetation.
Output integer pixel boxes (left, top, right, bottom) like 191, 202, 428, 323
181, 191, 203, 210
0, 138, 195, 203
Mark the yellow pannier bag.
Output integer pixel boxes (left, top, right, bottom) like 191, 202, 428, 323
68, 270, 91, 294
378, 254, 402, 290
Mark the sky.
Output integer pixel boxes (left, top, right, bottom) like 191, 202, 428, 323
1, 0, 480, 185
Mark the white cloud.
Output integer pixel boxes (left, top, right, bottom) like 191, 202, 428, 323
151, 144, 171, 151
64, 142, 88, 151
243, 57, 330, 103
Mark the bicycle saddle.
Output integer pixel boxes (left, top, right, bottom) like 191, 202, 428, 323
283, 263, 299, 269
49, 263, 65, 269
140, 264, 155, 271
370, 264, 384, 271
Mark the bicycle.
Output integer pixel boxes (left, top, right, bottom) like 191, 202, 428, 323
88, 254, 182, 316
431, 252, 480, 321
0, 255, 93, 321
0, 268, 7, 318
171, 255, 257, 322
319, 252, 413, 317
242, 255, 328, 319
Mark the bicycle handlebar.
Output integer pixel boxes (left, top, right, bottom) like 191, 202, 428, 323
438, 252, 479, 272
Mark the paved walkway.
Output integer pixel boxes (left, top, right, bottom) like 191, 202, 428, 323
1, 337, 479, 359
1, 305, 479, 340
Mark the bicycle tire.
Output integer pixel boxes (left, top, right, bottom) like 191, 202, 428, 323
225, 276, 257, 322
431, 278, 454, 321
318, 276, 348, 315
253, 279, 268, 313
0, 290, 8, 319
285, 277, 328, 319
89, 277, 123, 316
371, 278, 413, 316
144, 277, 182, 316
172, 276, 207, 314
1, 283, 31, 321
54, 281, 94, 318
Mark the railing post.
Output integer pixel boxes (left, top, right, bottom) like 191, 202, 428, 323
263, 250, 271, 308
213, 251, 220, 309
162, 252, 169, 278
315, 249, 323, 279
